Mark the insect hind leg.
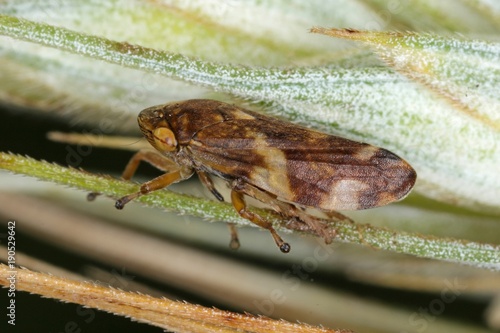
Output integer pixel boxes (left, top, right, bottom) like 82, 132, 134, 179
230, 187, 290, 253
232, 179, 339, 245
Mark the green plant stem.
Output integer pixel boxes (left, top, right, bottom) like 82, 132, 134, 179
1, 152, 499, 269
0, 15, 244, 87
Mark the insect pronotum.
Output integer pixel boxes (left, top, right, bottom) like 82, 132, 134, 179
99, 99, 416, 253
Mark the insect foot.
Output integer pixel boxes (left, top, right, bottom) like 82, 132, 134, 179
87, 192, 100, 201
115, 195, 137, 210
227, 223, 241, 250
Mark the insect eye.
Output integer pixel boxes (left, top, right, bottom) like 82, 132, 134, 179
153, 127, 177, 152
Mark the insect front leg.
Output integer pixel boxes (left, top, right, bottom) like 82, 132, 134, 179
120, 149, 179, 179
100, 149, 193, 209
87, 149, 179, 201
231, 180, 290, 253
115, 168, 192, 209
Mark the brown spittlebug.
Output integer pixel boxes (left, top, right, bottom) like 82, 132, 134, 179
109, 99, 416, 253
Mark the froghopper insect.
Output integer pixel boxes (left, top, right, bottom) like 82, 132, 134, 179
111, 99, 417, 252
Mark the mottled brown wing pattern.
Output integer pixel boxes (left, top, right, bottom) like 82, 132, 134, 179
108, 99, 417, 252
188, 111, 416, 211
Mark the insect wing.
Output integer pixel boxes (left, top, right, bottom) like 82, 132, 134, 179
188, 113, 416, 211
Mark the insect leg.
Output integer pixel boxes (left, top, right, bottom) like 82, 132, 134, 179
227, 223, 241, 250
197, 171, 240, 249
232, 180, 339, 244
115, 168, 189, 209
230, 188, 290, 253
121, 149, 178, 179
87, 149, 177, 201
197, 171, 224, 201
323, 210, 354, 224
109, 149, 193, 209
